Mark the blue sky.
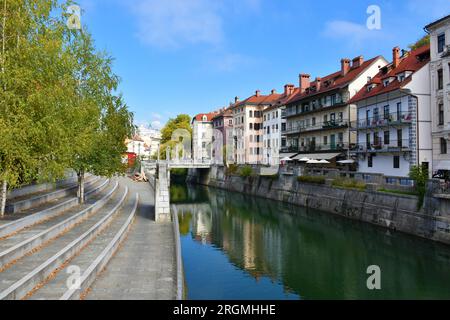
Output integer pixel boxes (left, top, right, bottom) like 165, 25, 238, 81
77, 0, 450, 128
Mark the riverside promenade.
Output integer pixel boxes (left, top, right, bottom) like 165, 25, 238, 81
85, 177, 177, 300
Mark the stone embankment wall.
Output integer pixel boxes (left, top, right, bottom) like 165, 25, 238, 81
187, 166, 450, 245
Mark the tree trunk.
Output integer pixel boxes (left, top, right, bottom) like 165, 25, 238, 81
1, 180, 7, 217
77, 170, 85, 204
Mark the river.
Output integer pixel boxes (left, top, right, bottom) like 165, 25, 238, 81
170, 182, 450, 300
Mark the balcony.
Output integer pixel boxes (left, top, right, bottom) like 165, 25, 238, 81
353, 139, 411, 153
285, 101, 348, 118
281, 142, 352, 154
282, 119, 349, 135
357, 112, 413, 130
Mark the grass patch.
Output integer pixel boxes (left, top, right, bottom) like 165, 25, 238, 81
239, 165, 254, 178
332, 178, 367, 190
378, 188, 419, 196
297, 175, 326, 185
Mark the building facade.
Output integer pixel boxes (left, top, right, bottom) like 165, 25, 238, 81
350, 46, 432, 177
282, 55, 388, 163
232, 91, 281, 164
262, 84, 296, 165
212, 108, 234, 164
192, 113, 218, 162
425, 15, 450, 175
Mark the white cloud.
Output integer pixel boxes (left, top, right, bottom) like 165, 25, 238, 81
322, 20, 386, 48
151, 112, 162, 120
151, 120, 163, 129
129, 0, 224, 49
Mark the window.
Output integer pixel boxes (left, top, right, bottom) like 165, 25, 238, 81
281, 123, 286, 132
438, 69, 444, 90
323, 115, 328, 123
439, 103, 444, 125
396, 102, 401, 120
229, 119, 232, 125
368, 155, 373, 168
338, 112, 343, 122
384, 105, 390, 120
324, 136, 328, 145
441, 138, 448, 154
312, 117, 316, 126
384, 131, 390, 144
393, 156, 400, 169
397, 129, 403, 147
249, 123, 253, 130
438, 33, 445, 53
366, 133, 371, 149
374, 108, 379, 121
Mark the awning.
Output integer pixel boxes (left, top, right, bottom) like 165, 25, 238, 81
279, 153, 297, 159
292, 152, 341, 161
434, 160, 450, 170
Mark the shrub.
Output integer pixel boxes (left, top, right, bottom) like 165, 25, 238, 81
332, 178, 366, 190
225, 164, 239, 176
409, 165, 428, 209
297, 175, 326, 184
239, 166, 254, 178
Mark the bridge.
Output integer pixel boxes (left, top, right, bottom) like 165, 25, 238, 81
142, 159, 212, 223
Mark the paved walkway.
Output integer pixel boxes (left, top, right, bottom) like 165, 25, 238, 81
85, 177, 176, 300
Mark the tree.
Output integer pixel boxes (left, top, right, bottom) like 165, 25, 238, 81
158, 114, 192, 160
408, 34, 430, 50
0, 0, 75, 215
66, 31, 133, 203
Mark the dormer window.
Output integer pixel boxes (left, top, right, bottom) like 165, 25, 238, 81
397, 73, 405, 82
202, 115, 207, 122
383, 79, 390, 87
367, 84, 377, 92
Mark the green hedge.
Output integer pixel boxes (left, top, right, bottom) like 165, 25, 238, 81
297, 175, 326, 184
332, 178, 366, 190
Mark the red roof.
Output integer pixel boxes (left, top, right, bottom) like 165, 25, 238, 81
349, 45, 430, 104
193, 112, 219, 122
287, 56, 383, 105
233, 91, 282, 109
212, 107, 233, 120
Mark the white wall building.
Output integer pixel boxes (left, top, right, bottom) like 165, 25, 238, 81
350, 46, 432, 177
192, 113, 217, 161
425, 15, 450, 174
137, 124, 161, 157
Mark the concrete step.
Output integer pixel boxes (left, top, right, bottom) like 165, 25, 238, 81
28, 192, 139, 300
0, 184, 128, 300
0, 178, 109, 238
0, 180, 118, 270
7, 172, 81, 201
5, 175, 99, 214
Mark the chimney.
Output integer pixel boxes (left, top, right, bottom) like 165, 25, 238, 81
299, 74, 310, 93
284, 84, 295, 96
235, 96, 239, 103
315, 77, 322, 91
271, 89, 276, 95
352, 56, 364, 68
341, 58, 351, 76
393, 47, 400, 68
255, 90, 260, 97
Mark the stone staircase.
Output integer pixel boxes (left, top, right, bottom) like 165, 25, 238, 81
0, 176, 139, 300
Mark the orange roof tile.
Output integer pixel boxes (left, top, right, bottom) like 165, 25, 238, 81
287, 56, 383, 105
349, 45, 430, 104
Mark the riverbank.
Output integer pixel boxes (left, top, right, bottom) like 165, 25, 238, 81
186, 165, 450, 246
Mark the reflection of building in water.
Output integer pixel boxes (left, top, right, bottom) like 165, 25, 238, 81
172, 203, 213, 245
243, 220, 257, 270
